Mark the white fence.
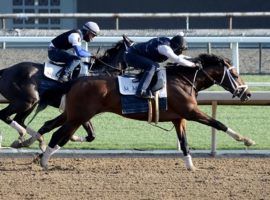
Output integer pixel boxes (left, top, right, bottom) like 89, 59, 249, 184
1, 12, 270, 29
1, 36, 270, 73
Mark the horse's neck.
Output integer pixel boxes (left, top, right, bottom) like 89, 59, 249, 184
93, 53, 124, 73
175, 69, 215, 93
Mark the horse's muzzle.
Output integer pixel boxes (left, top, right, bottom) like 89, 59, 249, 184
232, 85, 251, 102
240, 92, 251, 102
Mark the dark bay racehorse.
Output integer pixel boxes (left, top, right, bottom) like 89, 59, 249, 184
0, 40, 127, 150
39, 53, 255, 170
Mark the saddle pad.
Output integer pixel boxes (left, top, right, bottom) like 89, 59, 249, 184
44, 61, 62, 81
117, 69, 167, 98
121, 95, 167, 114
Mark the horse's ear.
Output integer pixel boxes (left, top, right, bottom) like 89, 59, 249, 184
223, 58, 232, 66
122, 34, 134, 49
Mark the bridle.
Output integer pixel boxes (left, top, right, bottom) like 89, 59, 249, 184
190, 61, 248, 99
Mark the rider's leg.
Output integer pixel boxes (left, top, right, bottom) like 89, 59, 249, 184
125, 52, 159, 98
136, 67, 156, 98
48, 48, 80, 82
59, 58, 81, 82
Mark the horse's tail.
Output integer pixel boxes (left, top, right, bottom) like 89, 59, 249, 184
27, 102, 48, 125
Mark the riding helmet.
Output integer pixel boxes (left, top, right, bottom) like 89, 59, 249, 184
170, 33, 188, 54
82, 21, 100, 36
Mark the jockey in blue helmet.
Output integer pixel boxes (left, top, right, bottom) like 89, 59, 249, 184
124, 32, 198, 98
48, 21, 100, 82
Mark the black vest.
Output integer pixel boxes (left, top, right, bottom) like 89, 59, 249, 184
51, 29, 82, 50
132, 37, 171, 63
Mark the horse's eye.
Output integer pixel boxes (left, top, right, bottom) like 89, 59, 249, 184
232, 73, 239, 79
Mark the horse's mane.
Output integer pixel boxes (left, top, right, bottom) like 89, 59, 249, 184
166, 53, 230, 75
98, 40, 124, 62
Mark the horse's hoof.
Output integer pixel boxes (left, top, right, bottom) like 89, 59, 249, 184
33, 153, 42, 164
187, 166, 198, 171
39, 141, 47, 152
244, 138, 256, 146
21, 137, 36, 147
37, 136, 44, 143
10, 140, 23, 148
40, 153, 49, 170
85, 135, 96, 142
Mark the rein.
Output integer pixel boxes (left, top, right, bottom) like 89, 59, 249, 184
94, 57, 124, 73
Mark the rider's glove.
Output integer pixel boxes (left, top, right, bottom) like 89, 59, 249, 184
195, 62, 203, 70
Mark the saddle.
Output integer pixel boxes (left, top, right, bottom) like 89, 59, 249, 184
43, 60, 89, 82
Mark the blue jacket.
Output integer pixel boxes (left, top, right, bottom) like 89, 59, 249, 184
131, 37, 171, 62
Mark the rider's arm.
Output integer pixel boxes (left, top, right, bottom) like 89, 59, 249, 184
68, 33, 91, 57
73, 45, 91, 57
157, 45, 196, 67
180, 54, 192, 59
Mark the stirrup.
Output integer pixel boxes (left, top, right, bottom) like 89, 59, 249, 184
135, 90, 153, 99
58, 74, 69, 82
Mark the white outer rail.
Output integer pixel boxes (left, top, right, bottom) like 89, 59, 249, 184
1, 12, 270, 30
1, 36, 270, 73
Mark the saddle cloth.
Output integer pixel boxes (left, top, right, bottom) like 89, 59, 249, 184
118, 69, 167, 97
43, 61, 63, 81
118, 69, 168, 114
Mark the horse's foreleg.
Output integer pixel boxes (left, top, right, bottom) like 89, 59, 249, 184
173, 118, 196, 171
70, 121, 96, 142
187, 107, 255, 146
22, 113, 67, 151
40, 122, 80, 169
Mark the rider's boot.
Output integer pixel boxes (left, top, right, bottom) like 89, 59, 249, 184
59, 59, 80, 82
135, 69, 155, 99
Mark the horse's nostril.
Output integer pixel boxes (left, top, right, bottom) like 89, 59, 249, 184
247, 93, 251, 98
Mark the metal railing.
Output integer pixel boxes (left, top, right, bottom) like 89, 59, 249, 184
1, 36, 270, 73
1, 12, 270, 30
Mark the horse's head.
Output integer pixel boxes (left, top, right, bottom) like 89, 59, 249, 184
198, 54, 251, 102
91, 40, 128, 75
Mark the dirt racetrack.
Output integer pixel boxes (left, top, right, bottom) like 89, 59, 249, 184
0, 156, 269, 200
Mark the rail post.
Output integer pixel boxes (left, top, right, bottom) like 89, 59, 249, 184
211, 101, 217, 156
259, 43, 262, 74
232, 42, 239, 73
186, 16, 189, 30
115, 17, 119, 30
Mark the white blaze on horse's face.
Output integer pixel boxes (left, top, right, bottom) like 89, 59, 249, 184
220, 62, 250, 101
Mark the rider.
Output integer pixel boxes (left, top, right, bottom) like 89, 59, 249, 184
124, 32, 199, 98
48, 21, 100, 82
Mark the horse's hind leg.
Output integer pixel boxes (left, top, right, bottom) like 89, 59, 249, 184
13, 103, 38, 136
22, 113, 67, 151
173, 118, 196, 171
186, 106, 255, 147
13, 105, 48, 151
0, 103, 30, 139
70, 121, 96, 142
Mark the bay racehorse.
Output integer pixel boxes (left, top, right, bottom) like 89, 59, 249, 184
39, 53, 255, 170
0, 39, 127, 150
